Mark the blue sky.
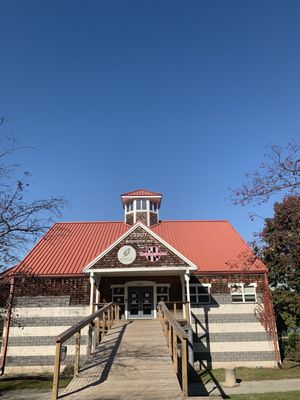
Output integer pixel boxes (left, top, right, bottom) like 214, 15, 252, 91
1, 0, 299, 249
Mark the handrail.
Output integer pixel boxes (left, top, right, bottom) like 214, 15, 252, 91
157, 301, 189, 397
55, 302, 113, 343
52, 302, 119, 400
158, 302, 188, 340
162, 300, 191, 324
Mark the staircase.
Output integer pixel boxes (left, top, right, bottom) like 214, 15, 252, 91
62, 319, 185, 400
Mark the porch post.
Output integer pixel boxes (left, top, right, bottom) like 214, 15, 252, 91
95, 276, 101, 308
89, 272, 95, 314
180, 274, 186, 319
184, 272, 191, 319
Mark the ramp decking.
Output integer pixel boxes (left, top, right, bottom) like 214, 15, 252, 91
61, 319, 185, 400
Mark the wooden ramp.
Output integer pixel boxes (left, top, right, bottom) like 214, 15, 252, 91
60, 320, 185, 400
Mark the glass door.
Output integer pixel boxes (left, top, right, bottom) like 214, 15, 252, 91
127, 286, 154, 318
141, 287, 153, 317
128, 287, 140, 317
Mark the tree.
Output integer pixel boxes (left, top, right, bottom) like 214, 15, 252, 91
231, 140, 300, 358
231, 141, 300, 206
261, 196, 300, 335
0, 122, 67, 271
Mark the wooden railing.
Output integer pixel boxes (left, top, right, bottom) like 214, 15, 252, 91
163, 301, 191, 324
51, 302, 119, 400
157, 301, 189, 397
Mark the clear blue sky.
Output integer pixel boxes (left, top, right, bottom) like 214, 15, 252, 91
1, 0, 300, 248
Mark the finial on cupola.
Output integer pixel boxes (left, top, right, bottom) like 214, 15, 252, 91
121, 189, 162, 226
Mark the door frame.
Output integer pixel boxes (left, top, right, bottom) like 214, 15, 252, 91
125, 281, 156, 319
127, 285, 154, 319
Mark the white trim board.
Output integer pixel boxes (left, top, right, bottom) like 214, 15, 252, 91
83, 221, 198, 273
88, 267, 194, 274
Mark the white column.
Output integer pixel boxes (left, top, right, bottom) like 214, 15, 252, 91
95, 275, 101, 307
147, 199, 150, 226
185, 272, 191, 319
180, 274, 186, 318
133, 199, 137, 223
89, 272, 95, 314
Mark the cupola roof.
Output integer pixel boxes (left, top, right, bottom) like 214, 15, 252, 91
121, 189, 162, 206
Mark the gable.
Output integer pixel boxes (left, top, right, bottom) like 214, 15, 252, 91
85, 224, 196, 272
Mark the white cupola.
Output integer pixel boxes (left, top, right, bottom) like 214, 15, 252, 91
121, 189, 162, 226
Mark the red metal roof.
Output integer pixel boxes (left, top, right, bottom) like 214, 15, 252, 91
152, 221, 266, 273
121, 189, 162, 197
15, 220, 266, 276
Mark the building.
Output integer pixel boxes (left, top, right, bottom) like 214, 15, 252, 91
0, 189, 280, 374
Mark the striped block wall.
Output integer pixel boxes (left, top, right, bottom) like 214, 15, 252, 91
1, 296, 90, 374
191, 296, 278, 369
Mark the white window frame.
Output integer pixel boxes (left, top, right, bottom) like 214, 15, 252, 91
187, 283, 211, 305
126, 199, 153, 213
156, 284, 170, 303
228, 283, 257, 303
111, 285, 125, 305
150, 201, 158, 212
125, 201, 134, 213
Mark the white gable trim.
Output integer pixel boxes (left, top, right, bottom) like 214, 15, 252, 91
83, 221, 198, 273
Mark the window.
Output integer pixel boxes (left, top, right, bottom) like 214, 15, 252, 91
187, 284, 211, 304
150, 201, 157, 212
156, 285, 169, 303
229, 283, 257, 303
126, 201, 133, 212
112, 286, 125, 304
136, 199, 147, 210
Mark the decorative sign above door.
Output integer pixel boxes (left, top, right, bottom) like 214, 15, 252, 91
117, 245, 137, 265
139, 246, 168, 263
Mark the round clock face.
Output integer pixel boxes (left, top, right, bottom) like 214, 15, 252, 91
117, 245, 136, 265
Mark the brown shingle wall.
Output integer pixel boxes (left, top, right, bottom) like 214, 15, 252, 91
13, 276, 90, 305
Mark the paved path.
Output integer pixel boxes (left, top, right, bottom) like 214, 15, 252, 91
208, 377, 300, 396
60, 319, 184, 400
1, 378, 300, 399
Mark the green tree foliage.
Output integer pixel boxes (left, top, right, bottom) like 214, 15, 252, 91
261, 196, 300, 335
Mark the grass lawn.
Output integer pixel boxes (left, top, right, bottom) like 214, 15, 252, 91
199, 361, 300, 384
0, 375, 72, 391
230, 391, 300, 400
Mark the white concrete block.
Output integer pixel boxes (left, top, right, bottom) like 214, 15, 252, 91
12, 306, 90, 318
194, 340, 275, 353
9, 325, 89, 337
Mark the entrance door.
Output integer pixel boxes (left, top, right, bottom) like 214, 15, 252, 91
127, 286, 154, 318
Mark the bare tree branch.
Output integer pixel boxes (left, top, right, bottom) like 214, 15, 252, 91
230, 141, 300, 206
0, 132, 68, 271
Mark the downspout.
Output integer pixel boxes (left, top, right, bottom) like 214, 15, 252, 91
264, 272, 281, 366
0, 276, 14, 375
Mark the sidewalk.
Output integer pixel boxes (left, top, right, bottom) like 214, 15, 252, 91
189, 378, 300, 398
0, 389, 52, 399
1, 378, 300, 399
